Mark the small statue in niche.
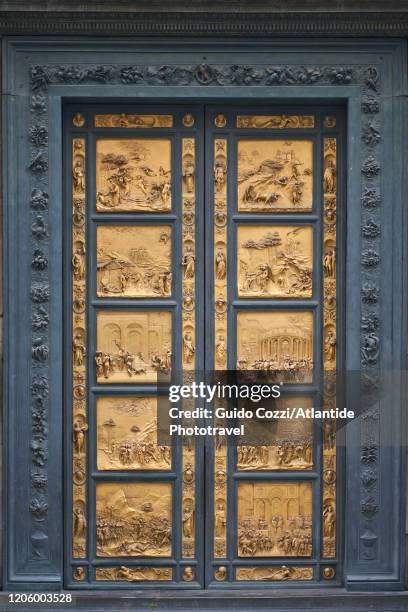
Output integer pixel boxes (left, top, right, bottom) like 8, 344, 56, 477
215, 249, 226, 280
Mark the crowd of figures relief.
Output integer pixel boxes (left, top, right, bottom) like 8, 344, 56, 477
237, 482, 313, 557
96, 483, 172, 557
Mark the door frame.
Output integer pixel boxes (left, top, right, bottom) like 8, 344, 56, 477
3, 39, 406, 591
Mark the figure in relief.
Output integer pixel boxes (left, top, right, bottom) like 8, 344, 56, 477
323, 159, 336, 194
215, 334, 227, 366
73, 160, 85, 193
73, 334, 86, 366
73, 418, 88, 455
183, 332, 195, 364
215, 249, 227, 280
325, 329, 336, 362
73, 506, 87, 538
182, 501, 195, 538
182, 245, 195, 279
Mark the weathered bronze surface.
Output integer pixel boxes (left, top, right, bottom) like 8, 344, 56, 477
238, 482, 312, 557
237, 225, 313, 297
96, 310, 172, 383
95, 114, 173, 128
237, 397, 314, 471
96, 396, 171, 470
96, 225, 172, 297
96, 482, 172, 557
237, 139, 313, 212
96, 567, 172, 581
96, 138, 172, 212
236, 565, 313, 581
236, 310, 314, 382
72, 137, 87, 560
237, 115, 315, 129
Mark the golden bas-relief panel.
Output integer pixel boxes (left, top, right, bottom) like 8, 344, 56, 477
237, 225, 313, 298
72, 137, 88, 560
237, 115, 315, 129
96, 567, 172, 582
236, 566, 314, 581
96, 397, 171, 471
96, 225, 172, 297
237, 397, 314, 471
95, 114, 173, 128
238, 482, 313, 557
237, 310, 314, 382
96, 139, 172, 212
238, 140, 313, 212
96, 483, 172, 557
95, 310, 172, 383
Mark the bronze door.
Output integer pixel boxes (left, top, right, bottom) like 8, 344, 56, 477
66, 105, 342, 588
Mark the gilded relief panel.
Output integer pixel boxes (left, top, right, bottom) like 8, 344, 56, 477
95, 310, 172, 383
96, 482, 172, 557
237, 140, 313, 212
96, 225, 172, 297
237, 225, 313, 298
96, 567, 172, 581
236, 566, 314, 581
96, 139, 172, 212
96, 396, 171, 471
95, 114, 173, 128
237, 115, 315, 129
237, 482, 312, 557
237, 396, 313, 471
236, 310, 314, 382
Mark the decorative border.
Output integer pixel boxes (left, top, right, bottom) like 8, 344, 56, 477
181, 136, 197, 560
213, 136, 228, 561
25, 59, 383, 577
2, 11, 408, 36
71, 137, 88, 562
322, 136, 337, 560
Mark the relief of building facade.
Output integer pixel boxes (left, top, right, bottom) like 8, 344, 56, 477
95, 310, 172, 383
237, 310, 314, 382
238, 482, 312, 557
